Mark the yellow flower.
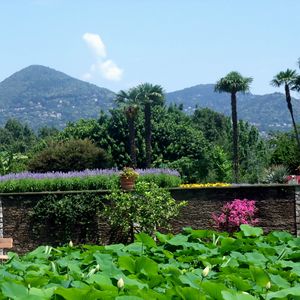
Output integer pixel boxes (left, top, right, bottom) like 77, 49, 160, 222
180, 183, 231, 188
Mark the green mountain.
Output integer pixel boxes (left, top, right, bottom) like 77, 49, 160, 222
0, 66, 299, 132
166, 84, 300, 132
0, 65, 115, 129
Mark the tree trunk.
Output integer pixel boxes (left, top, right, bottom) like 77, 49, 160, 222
144, 103, 152, 168
285, 84, 300, 151
127, 112, 137, 168
231, 92, 239, 183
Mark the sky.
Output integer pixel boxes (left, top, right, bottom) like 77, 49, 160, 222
0, 0, 299, 95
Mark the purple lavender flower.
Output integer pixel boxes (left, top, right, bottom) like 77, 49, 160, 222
0, 168, 180, 182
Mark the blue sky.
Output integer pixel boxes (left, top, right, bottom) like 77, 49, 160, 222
0, 0, 299, 95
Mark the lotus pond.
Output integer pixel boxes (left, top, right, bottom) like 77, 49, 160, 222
1, 225, 300, 299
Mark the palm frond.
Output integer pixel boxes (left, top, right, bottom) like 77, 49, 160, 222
271, 69, 298, 87
215, 71, 252, 94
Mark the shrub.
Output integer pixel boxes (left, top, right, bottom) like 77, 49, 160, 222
0, 169, 181, 192
30, 193, 103, 244
28, 139, 111, 172
212, 199, 258, 233
102, 181, 187, 243
260, 164, 289, 184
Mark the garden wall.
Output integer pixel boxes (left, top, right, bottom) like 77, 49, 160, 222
0, 185, 299, 254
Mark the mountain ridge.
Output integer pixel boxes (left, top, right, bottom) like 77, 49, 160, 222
0, 65, 299, 132
0, 65, 115, 129
166, 83, 300, 132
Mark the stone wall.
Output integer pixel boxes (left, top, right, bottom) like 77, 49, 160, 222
0, 185, 299, 254
295, 186, 300, 235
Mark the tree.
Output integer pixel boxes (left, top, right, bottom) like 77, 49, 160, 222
135, 83, 164, 168
269, 129, 300, 173
271, 69, 300, 150
115, 89, 139, 168
292, 58, 300, 92
215, 71, 253, 183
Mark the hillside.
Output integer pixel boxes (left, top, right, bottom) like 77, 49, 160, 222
0, 65, 115, 129
0, 66, 299, 132
166, 84, 300, 132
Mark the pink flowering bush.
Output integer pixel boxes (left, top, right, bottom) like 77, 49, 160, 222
212, 199, 258, 233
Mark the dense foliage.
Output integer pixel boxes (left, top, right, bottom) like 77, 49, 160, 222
0, 100, 296, 183
30, 193, 103, 244
56, 105, 270, 183
103, 182, 186, 243
28, 139, 111, 172
1, 226, 300, 299
269, 130, 300, 173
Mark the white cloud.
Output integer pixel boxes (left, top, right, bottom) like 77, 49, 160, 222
99, 60, 123, 81
82, 33, 106, 58
82, 33, 123, 81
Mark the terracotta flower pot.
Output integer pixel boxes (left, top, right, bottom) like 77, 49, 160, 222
120, 177, 136, 191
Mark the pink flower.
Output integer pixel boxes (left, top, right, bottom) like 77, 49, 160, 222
212, 199, 258, 233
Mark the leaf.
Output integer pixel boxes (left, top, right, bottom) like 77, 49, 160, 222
222, 291, 257, 300
266, 287, 300, 299
54, 287, 90, 299
175, 286, 203, 300
167, 234, 189, 246
28, 287, 56, 299
135, 256, 158, 276
271, 231, 293, 242
124, 242, 144, 254
288, 237, 300, 248
118, 256, 136, 273
116, 296, 143, 300
93, 253, 121, 277
202, 281, 228, 300
1, 281, 29, 299
135, 232, 157, 248
240, 224, 263, 237
269, 274, 290, 289
155, 232, 171, 243
249, 266, 270, 287
179, 272, 201, 288
220, 237, 242, 253
245, 252, 268, 266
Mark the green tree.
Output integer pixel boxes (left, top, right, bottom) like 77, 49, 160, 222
103, 181, 186, 243
192, 108, 231, 144
269, 129, 300, 173
271, 69, 300, 150
135, 83, 164, 168
115, 88, 140, 168
215, 71, 253, 183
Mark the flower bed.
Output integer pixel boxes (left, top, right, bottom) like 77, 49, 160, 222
0, 169, 181, 192
180, 182, 231, 188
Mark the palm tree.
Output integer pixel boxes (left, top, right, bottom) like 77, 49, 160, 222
115, 89, 139, 168
271, 69, 300, 150
135, 83, 164, 168
293, 58, 300, 92
215, 71, 253, 183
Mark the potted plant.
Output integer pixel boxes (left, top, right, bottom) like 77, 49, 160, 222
119, 167, 139, 190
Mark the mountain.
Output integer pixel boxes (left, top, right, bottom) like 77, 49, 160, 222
0, 65, 115, 129
166, 84, 300, 132
0, 66, 299, 132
